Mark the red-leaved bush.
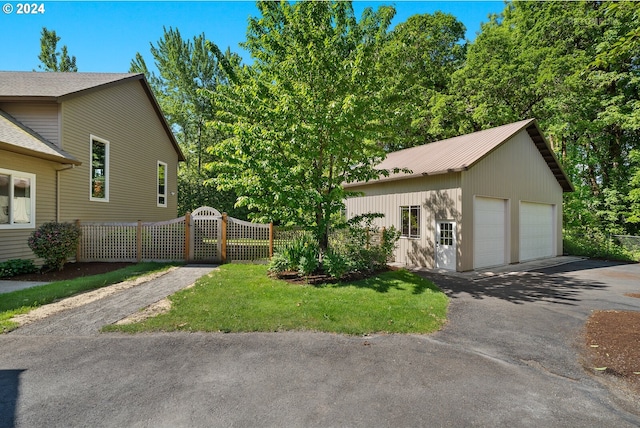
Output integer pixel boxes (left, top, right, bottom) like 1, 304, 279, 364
28, 222, 81, 271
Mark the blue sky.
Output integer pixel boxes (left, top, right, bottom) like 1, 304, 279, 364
1, 1, 505, 73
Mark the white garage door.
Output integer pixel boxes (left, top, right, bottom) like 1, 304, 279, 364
474, 197, 507, 269
520, 202, 555, 262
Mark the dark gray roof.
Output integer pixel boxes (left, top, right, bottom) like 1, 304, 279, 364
0, 72, 141, 100
0, 72, 185, 161
0, 109, 80, 164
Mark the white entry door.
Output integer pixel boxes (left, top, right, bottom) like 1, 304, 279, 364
436, 221, 456, 270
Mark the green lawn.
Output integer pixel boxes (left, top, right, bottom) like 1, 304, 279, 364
0, 262, 178, 333
105, 264, 449, 335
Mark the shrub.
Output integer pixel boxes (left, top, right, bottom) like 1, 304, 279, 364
268, 252, 291, 274
563, 230, 636, 262
343, 214, 401, 273
298, 255, 319, 276
28, 222, 81, 271
279, 234, 319, 271
0, 259, 37, 278
323, 250, 350, 279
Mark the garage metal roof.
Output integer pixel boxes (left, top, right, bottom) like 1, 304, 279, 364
345, 119, 573, 192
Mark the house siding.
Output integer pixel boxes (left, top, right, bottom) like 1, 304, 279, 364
0, 150, 57, 262
0, 102, 60, 146
345, 174, 462, 268
59, 80, 180, 222
460, 130, 563, 271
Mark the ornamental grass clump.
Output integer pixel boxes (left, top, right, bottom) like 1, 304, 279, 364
28, 222, 81, 271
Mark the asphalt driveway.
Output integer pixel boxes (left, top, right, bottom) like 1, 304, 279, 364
1, 259, 639, 427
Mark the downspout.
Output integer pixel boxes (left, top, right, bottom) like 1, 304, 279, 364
55, 164, 75, 222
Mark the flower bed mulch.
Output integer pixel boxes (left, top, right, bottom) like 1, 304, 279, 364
584, 306, 640, 395
271, 267, 393, 286
2, 262, 135, 282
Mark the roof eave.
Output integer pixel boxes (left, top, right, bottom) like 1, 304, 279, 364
0, 141, 82, 165
137, 77, 186, 162
524, 121, 574, 193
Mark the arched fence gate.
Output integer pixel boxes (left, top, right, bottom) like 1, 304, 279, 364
77, 206, 273, 264
188, 206, 272, 263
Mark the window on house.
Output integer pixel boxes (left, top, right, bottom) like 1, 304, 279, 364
90, 136, 109, 201
157, 161, 167, 207
0, 168, 36, 229
401, 205, 420, 238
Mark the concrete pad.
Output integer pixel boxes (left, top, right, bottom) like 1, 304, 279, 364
0, 280, 49, 294
412, 256, 586, 280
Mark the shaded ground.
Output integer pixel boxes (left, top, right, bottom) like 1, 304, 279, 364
6, 259, 640, 400
3, 262, 134, 282
417, 259, 640, 408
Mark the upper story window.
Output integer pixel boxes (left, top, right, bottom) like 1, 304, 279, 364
90, 135, 109, 201
0, 168, 36, 229
157, 161, 167, 207
401, 205, 420, 239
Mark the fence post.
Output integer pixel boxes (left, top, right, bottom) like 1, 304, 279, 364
221, 213, 228, 264
75, 219, 81, 262
184, 212, 191, 262
136, 220, 142, 263
269, 222, 274, 258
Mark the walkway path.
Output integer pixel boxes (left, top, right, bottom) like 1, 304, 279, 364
9, 265, 217, 336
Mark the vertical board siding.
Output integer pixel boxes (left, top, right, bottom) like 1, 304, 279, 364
345, 174, 462, 268
0, 150, 58, 263
60, 80, 180, 222
461, 130, 563, 270
0, 102, 60, 146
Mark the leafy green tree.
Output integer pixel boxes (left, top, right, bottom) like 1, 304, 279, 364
627, 150, 640, 230
379, 12, 467, 150
37, 27, 77, 72
212, 1, 397, 254
441, 1, 640, 236
131, 28, 247, 217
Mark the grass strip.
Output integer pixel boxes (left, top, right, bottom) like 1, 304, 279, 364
106, 264, 448, 335
1, 262, 178, 333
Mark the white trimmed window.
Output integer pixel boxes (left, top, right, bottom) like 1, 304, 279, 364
90, 135, 109, 201
157, 161, 167, 207
0, 168, 36, 229
400, 205, 420, 238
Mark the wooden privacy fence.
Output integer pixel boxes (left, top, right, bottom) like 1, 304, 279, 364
76, 206, 274, 264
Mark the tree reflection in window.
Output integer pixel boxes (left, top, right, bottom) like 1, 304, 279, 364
91, 138, 107, 199
401, 206, 420, 238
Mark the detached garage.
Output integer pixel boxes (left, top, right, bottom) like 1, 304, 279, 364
344, 119, 573, 271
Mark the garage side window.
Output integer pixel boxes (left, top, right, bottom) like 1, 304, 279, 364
0, 168, 36, 229
90, 136, 109, 202
157, 161, 167, 207
400, 205, 420, 238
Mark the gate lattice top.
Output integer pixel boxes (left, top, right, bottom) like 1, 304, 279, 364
191, 206, 222, 218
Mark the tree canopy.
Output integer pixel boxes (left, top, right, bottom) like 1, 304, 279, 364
130, 27, 247, 217
37, 27, 77, 72
211, 1, 397, 252
130, 0, 640, 252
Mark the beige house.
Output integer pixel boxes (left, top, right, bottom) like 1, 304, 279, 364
0, 72, 184, 262
344, 119, 573, 272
